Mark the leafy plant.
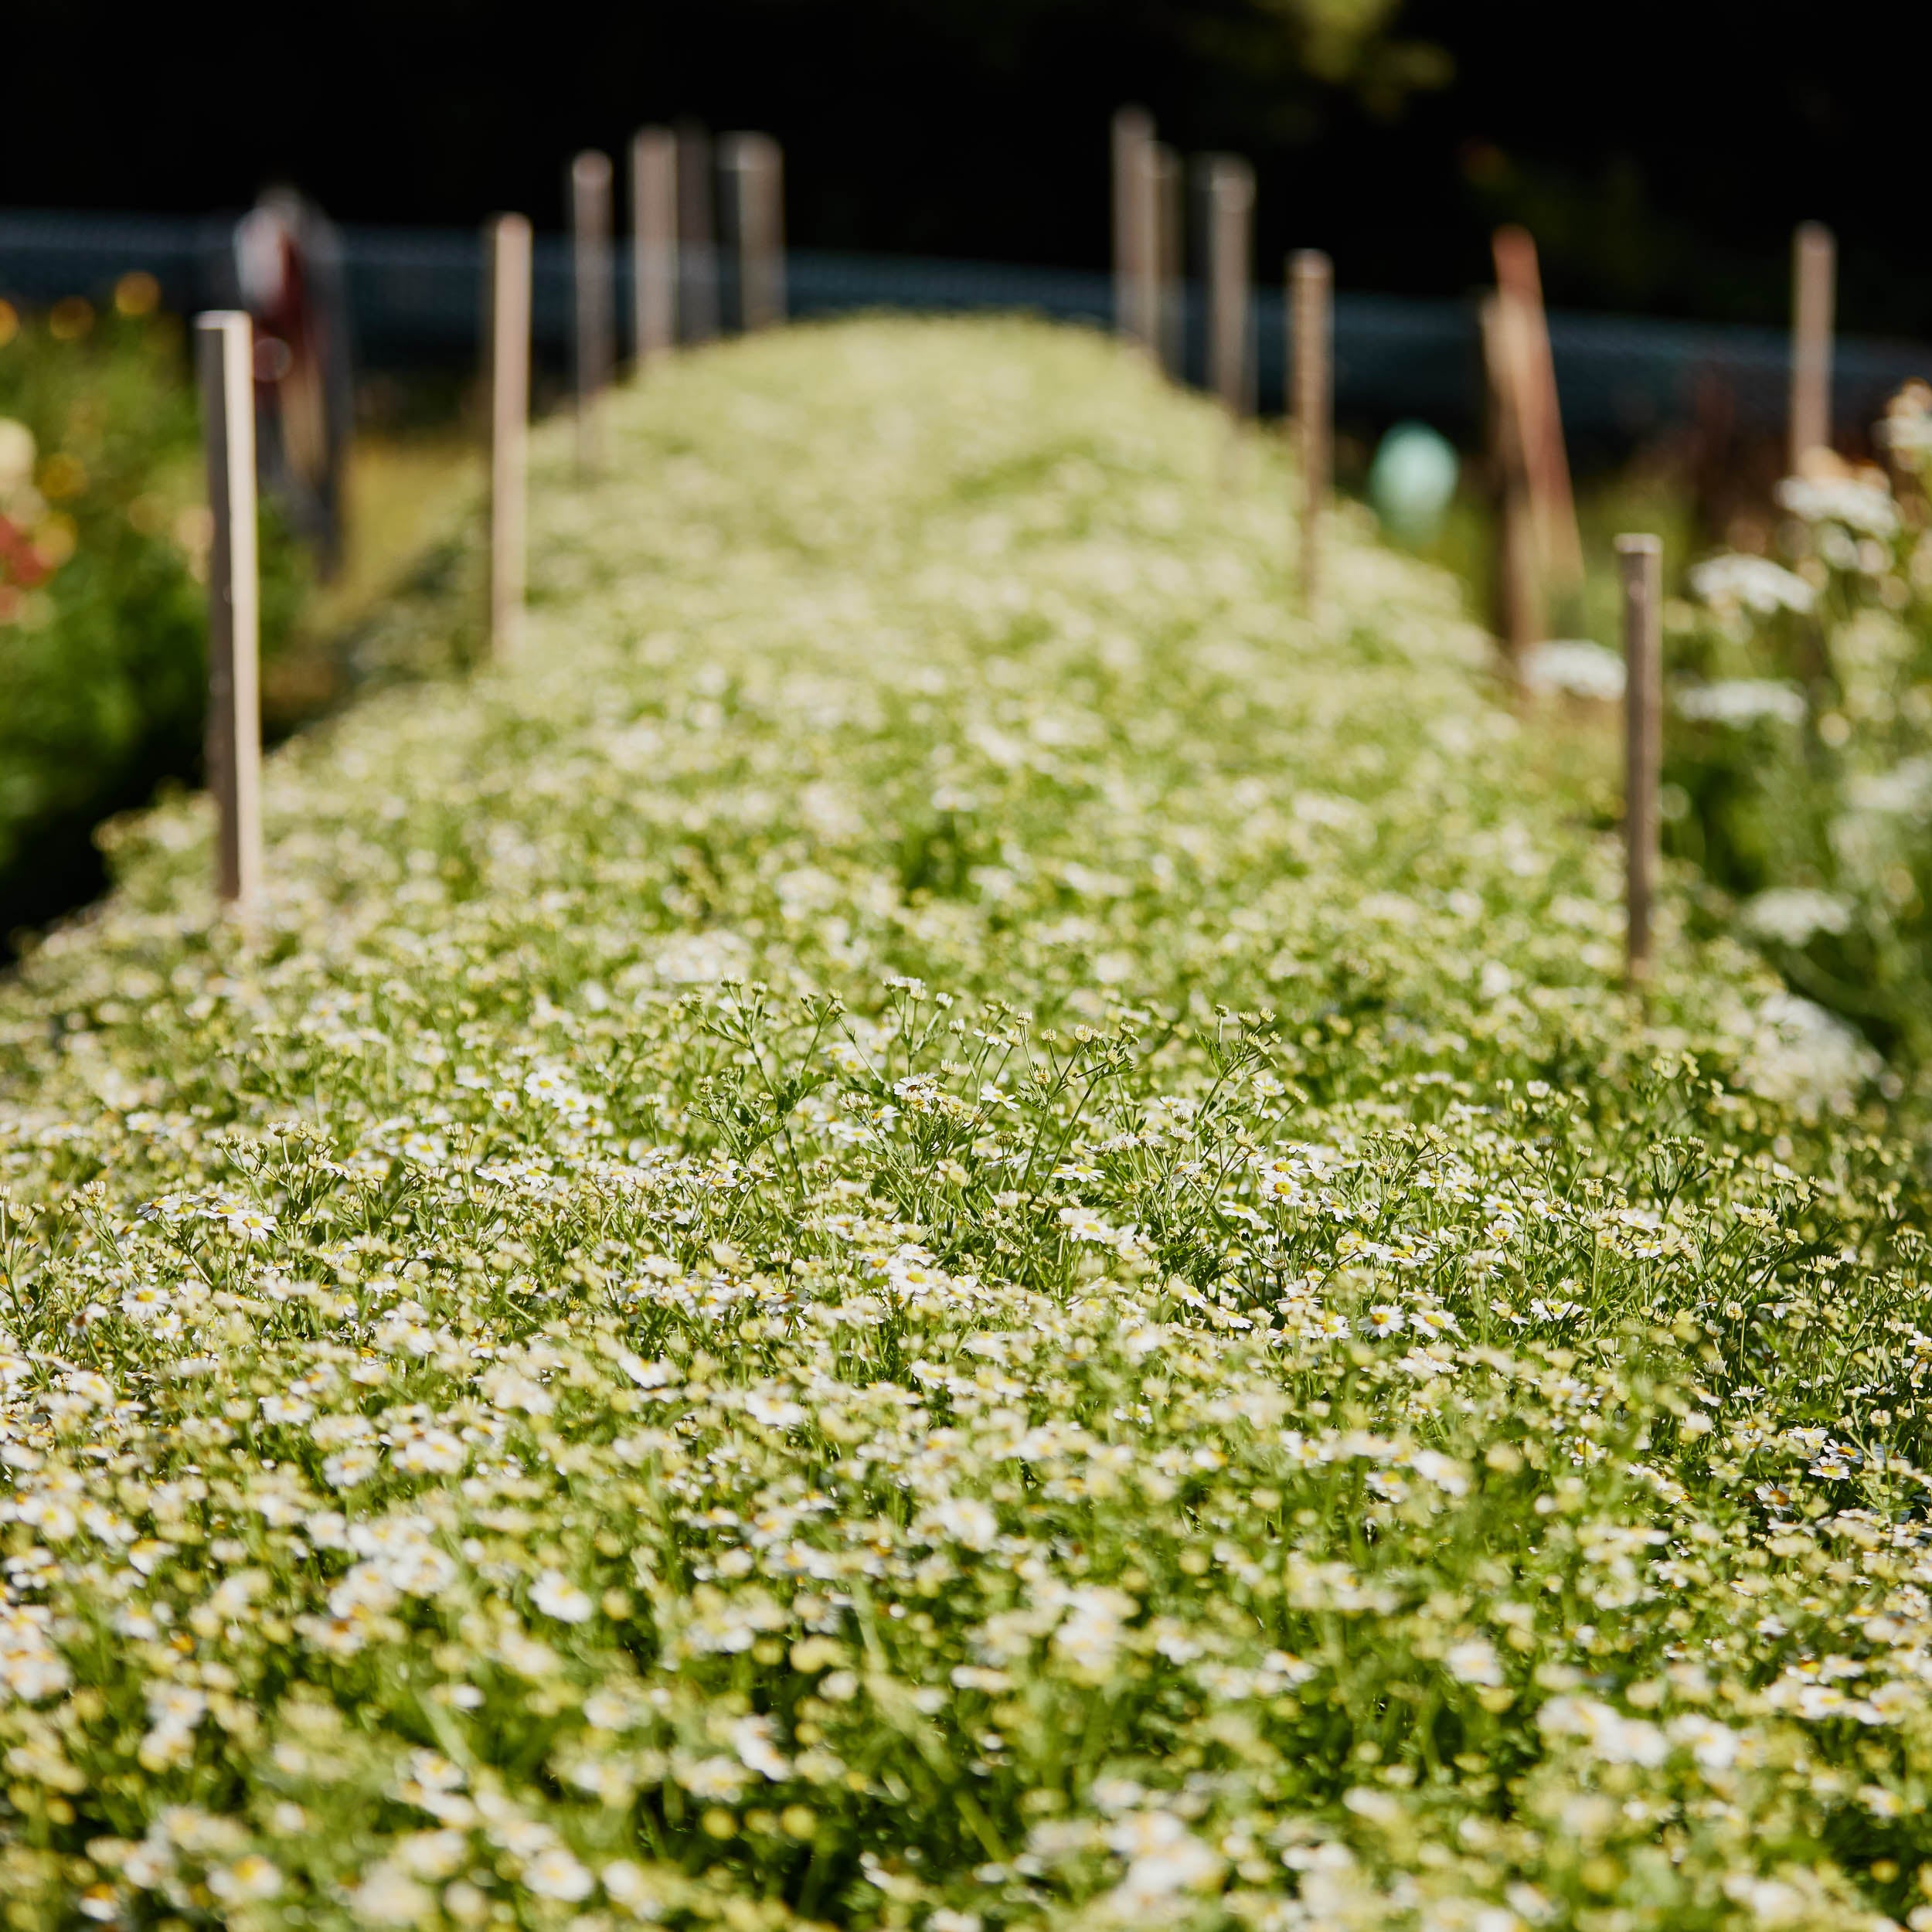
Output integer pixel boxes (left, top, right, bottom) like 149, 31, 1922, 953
1666, 386, 1932, 1068
0, 284, 304, 941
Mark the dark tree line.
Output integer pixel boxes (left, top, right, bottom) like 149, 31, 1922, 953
17, 0, 1926, 331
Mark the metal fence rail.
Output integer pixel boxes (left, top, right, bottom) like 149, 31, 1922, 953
3, 209, 1928, 440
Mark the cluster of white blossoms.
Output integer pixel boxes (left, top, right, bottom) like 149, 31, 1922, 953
1676, 420, 1932, 1063
0, 320, 1922, 1930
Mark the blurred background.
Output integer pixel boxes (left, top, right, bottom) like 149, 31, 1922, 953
12, 0, 1920, 326
3, 0, 1929, 1036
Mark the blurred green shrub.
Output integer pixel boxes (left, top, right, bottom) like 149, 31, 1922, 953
0, 281, 304, 940
1666, 386, 1932, 1065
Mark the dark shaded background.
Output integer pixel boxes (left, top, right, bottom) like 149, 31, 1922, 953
12, 1, 1920, 330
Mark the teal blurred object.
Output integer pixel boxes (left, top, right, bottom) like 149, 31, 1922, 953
1369, 421, 1460, 544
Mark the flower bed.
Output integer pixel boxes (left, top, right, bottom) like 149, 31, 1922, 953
0, 318, 1925, 1930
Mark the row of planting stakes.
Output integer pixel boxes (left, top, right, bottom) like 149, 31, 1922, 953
1111, 111, 1329, 617
1611, 219, 1832, 985
482, 128, 786, 662
198, 116, 1834, 943
192, 129, 785, 914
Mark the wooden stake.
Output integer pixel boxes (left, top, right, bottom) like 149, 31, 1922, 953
1790, 221, 1835, 474
1111, 107, 1155, 349
1480, 294, 1545, 663
675, 124, 719, 344
722, 132, 787, 331
1206, 156, 1253, 417
1152, 142, 1183, 379
1492, 226, 1582, 594
485, 213, 531, 659
1291, 250, 1332, 617
196, 311, 261, 914
571, 151, 614, 471
1618, 533, 1663, 984
631, 128, 677, 369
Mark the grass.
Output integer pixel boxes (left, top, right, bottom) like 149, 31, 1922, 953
0, 317, 1925, 1930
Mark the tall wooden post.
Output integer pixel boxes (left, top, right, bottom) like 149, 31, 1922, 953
1206, 157, 1253, 417
485, 214, 531, 659
196, 312, 261, 915
1152, 142, 1183, 380
1618, 533, 1663, 984
1291, 250, 1332, 617
1790, 221, 1835, 474
572, 151, 614, 471
722, 132, 787, 331
1111, 108, 1156, 350
675, 124, 719, 343
1492, 226, 1582, 595
1480, 294, 1545, 663
631, 128, 677, 369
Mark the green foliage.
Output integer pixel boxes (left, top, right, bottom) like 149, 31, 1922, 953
0, 297, 304, 939
1664, 394, 1932, 1070
0, 319, 1923, 1929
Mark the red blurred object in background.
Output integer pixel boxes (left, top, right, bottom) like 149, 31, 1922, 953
234, 189, 352, 577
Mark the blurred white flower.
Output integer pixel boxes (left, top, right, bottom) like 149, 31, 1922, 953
1774, 475, 1899, 537
1445, 1638, 1503, 1687
1675, 679, 1806, 727
1688, 553, 1817, 615
531, 1571, 594, 1624
1520, 640, 1624, 702
1742, 888, 1852, 947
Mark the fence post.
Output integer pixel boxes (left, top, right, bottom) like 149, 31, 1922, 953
1152, 142, 1184, 379
1480, 295, 1544, 665
572, 151, 614, 471
631, 128, 677, 369
1790, 221, 1835, 474
722, 132, 786, 331
1617, 533, 1663, 984
1492, 226, 1582, 597
1206, 157, 1254, 417
1291, 250, 1332, 616
675, 124, 719, 343
1111, 108, 1155, 350
485, 213, 530, 659
196, 311, 261, 916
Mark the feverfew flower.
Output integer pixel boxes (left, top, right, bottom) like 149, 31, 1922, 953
1688, 553, 1818, 615
531, 1571, 594, 1624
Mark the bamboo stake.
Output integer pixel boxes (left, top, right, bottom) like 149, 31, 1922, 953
631, 128, 677, 369
1152, 142, 1183, 380
1790, 221, 1835, 474
485, 213, 531, 659
1206, 156, 1253, 417
571, 151, 614, 471
1111, 107, 1155, 350
722, 132, 787, 331
1492, 226, 1582, 594
1618, 533, 1663, 984
1291, 250, 1332, 617
196, 311, 261, 915
1480, 294, 1544, 664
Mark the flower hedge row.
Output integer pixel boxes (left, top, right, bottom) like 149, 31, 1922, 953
0, 318, 1924, 1930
